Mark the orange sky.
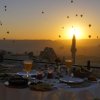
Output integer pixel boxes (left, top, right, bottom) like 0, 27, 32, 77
0, 0, 100, 40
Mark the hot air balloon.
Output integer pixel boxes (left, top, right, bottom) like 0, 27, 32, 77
88, 35, 91, 39
4, 5, 7, 11
0, 21, 2, 26
76, 14, 78, 17
4, 5, 7, 8
3, 38, 6, 40
80, 14, 83, 18
7, 31, 10, 34
67, 16, 69, 18
89, 24, 91, 28
59, 35, 61, 38
71, 0, 73, 3
41, 11, 44, 14
61, 27, 64, 29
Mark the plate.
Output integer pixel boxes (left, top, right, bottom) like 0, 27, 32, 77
60, 76, 84, 84
16, 70, 37, 77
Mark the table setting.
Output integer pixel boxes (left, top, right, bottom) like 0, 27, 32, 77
0, 59, 100, 89
0, 60, 100, 100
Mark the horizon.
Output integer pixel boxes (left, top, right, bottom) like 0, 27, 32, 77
0, 38, 100, 41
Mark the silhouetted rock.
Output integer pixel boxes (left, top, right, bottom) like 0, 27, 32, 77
39, 47, 57, 62
28, 51, 34, 58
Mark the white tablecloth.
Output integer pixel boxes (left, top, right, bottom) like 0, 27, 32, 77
0, 82, 100, 100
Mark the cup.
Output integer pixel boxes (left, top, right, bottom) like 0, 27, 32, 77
23, 60, 33, 78
36, 70, 44, 80
47, 68, 54, 79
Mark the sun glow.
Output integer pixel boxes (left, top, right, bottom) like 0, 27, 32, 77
66, 27, 83, 39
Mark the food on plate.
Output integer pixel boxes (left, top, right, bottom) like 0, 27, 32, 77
29, 82, 53, 91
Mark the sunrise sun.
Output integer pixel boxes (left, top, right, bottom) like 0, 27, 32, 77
66, 26, 83, 39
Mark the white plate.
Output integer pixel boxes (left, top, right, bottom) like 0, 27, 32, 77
60, 76, 84, 84
16, 70, 37, 76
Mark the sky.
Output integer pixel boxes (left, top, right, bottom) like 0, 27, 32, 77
0, 0, 100, 40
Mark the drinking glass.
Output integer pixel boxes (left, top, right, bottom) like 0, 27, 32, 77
23, 60, 33, 78
47, 68, 54, 79
36, 70, 44, 80
65, 60, 72, 76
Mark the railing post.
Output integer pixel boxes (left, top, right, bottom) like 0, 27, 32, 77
87, 60, 91, 70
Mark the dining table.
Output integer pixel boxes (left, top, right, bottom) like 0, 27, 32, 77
0, 77, 100, 100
